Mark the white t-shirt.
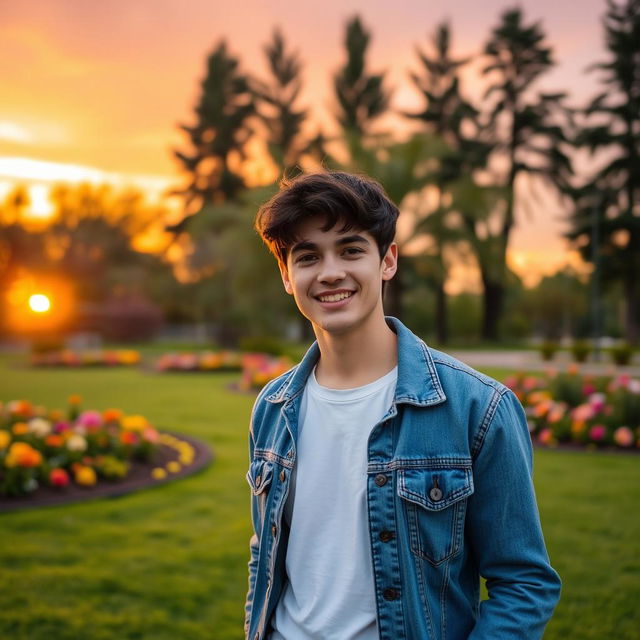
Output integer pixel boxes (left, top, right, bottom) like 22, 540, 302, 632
270, 365, 398, 640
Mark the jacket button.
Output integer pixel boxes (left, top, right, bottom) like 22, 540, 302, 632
374, 474, 388, 487
255, 475, 262, 488
272, 525, 277, 537
383, 587, 400, 601
379, 530, 395, 542
254, 633, 260, 640
429, 486, 443, 502
280, 470, 286, 482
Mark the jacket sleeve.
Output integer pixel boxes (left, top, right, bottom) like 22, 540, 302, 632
466, 389, 561, 639
244, 430, 259, 637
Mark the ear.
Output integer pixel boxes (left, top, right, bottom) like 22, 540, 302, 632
381, 242, 398, 281
279, 261, 294, 295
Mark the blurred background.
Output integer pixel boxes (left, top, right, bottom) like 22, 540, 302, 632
0, 0, 638, 351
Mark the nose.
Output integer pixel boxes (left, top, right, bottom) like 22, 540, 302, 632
317, 255, 346, 284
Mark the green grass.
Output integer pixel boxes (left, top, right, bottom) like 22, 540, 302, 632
1, 354, 638, 639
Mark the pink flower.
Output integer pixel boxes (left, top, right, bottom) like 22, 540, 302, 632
571, 404, 594, 422
614, 427, 634, 447
54, 421, 71, 434
77, 410, 103, 429
538, 428, 555, 446
582, 383, 596, 396
588, 393, 606, 413
589, 424, 607, 442
504, 376, 519, 390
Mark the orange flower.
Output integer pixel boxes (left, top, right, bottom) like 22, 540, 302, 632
5, 442, 42, 467
102, 408, 123, 423
45, 434, 64, 447
12, 422, 29, 436
9, 400, 33, 416
48, 409, 63, 422
68, 395, 82, 405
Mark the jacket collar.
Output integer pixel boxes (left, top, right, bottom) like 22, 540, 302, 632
265, 316, 446, 407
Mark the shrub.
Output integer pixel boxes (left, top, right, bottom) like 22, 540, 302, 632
570, 340, 591, 363
538, 341, 559, 361
610, 343, 634, 366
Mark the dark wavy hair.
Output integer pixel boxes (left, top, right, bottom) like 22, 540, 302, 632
255, 171, 399, 266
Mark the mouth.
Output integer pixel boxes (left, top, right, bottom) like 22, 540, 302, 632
314, 290, 355, 304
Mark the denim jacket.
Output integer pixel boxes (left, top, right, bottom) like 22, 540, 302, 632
245, 317, 561, 640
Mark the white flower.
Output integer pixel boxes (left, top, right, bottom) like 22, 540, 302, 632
66, 435, 87, 452
628, 379, 640, 394
28, 418, 52, 438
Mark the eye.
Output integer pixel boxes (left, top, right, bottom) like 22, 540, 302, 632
295, 253, 317, 264
343, 246, 364, 257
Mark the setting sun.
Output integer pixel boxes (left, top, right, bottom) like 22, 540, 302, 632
29, 294, 51, 313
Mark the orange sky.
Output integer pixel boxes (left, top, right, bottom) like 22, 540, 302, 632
0, 0, 611, 289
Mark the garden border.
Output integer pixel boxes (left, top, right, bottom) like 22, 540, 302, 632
0, 431, 213, 513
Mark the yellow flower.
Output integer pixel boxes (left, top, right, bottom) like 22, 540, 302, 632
167, 461, 181, 473
0, 431, 10, 450
152, 468, 167, 480
74, 465, 97, 486
121, 415, 148, 431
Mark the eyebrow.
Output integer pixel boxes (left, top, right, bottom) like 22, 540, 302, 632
290, 234, 371, 255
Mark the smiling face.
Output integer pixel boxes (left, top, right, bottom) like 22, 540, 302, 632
279, 216, 397, 338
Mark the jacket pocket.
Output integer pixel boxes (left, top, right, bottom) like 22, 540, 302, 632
398, 465, 473, 566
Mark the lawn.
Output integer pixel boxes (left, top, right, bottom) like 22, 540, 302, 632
0, 353, 638, 639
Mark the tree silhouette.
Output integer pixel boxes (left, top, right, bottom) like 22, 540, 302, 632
567, 0, 640, 343
404, 22, 489, 343
252, 28, 309, 175
170, 40, 255, 234
479, 7, 573, 340
334, 15, 391, 141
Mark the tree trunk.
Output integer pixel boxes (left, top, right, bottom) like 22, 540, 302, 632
624, 266, 639, 346
481, 278, 504, 342
435, 280, 448, 345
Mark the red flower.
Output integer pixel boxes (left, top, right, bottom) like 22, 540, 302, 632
49, 468, 70, 488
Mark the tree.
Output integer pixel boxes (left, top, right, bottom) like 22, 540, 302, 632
252, 28, 309, 174
333, 15, 391, 142
403, 22, 489, 343
478, 7, 573, 340
566, 0, 640, 343
170, 40, 256, 233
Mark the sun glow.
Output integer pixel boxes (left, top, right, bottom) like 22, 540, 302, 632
29, 294, 51, 313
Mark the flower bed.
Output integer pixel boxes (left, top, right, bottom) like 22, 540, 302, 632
156, 350, 243, 372
239, 353, 293, 392
31, 350, 141, 367
0, 397, 209, 503
505, 367, 640, 450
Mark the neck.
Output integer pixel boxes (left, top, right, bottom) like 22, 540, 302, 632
313, 313, 397, 389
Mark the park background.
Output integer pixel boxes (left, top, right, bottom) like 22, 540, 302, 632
1, 0, 639, 638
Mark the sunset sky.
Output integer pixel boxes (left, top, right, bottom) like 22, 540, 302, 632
0, 0, 612, 288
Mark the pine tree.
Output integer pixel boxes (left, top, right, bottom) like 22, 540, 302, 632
333, 16, 391, 140
403, 23, 489, 343
252, 28, 309, 174
479, 8, 573, 340
567, 0, 640, 343
170, 40, 255, 233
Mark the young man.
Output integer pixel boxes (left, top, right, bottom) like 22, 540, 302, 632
245, 171, 560, 640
